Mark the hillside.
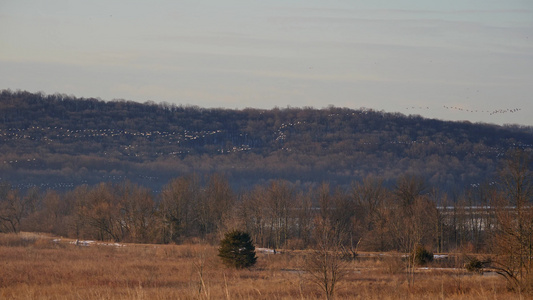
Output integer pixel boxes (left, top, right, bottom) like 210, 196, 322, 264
1, 90, 532, 192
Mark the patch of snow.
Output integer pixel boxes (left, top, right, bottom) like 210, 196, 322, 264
68, 240, 125, 247
256, 248, 279, 254
101, 242, 125, 247
71, 240, 95, 247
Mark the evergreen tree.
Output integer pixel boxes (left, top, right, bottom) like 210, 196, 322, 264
218, 230, 257, 269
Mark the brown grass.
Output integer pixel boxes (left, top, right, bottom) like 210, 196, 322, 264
0, 233, 528, 299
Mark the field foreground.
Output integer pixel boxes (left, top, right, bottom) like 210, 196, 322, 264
0, 233, 527, 299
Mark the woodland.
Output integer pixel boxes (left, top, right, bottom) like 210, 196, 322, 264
1, 89, 532, 193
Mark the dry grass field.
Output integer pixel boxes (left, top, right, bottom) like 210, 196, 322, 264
0, 233, 528, 300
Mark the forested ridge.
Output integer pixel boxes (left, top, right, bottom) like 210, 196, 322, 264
1, 89, 532, 192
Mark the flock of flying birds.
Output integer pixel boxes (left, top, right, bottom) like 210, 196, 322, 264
405, 105, 522, 116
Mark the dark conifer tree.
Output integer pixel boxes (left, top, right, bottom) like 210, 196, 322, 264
218, 230, 257, 269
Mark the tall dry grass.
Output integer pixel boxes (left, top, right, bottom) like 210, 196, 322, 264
0, 233, 526, 299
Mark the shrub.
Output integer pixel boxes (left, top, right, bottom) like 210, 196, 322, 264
218, 230, 257, 269
465, 257, 484, 274
412, 245, 433, 266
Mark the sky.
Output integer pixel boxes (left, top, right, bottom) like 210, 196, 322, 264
1, 0, 532, 126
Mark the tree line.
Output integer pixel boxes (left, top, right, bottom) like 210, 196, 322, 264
2, 89, 533, 193
0, 150, 529, 252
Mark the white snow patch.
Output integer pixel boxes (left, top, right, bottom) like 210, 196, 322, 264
71, 240, 95, 247
101, 242, 125, 247
68, 240, 125, 247
256, 248, 279, 254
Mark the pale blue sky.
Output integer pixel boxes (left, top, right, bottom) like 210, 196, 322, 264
1, 0, 532, 125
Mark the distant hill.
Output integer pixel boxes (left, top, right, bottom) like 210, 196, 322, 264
1, 89, 532, 193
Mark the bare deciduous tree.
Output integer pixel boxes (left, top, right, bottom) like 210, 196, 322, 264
160, 175, 200, 243
116, 181, 156, 243
264, 180, 295, 250
390, 175, 438, 286
491, 149, 533, 292
81, 183, 123, 242
353, 176, 389, 251
304, 217, 349, 300
238, 185, 267, 247
0, 183, 38, 233
198, 174, 235, 241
